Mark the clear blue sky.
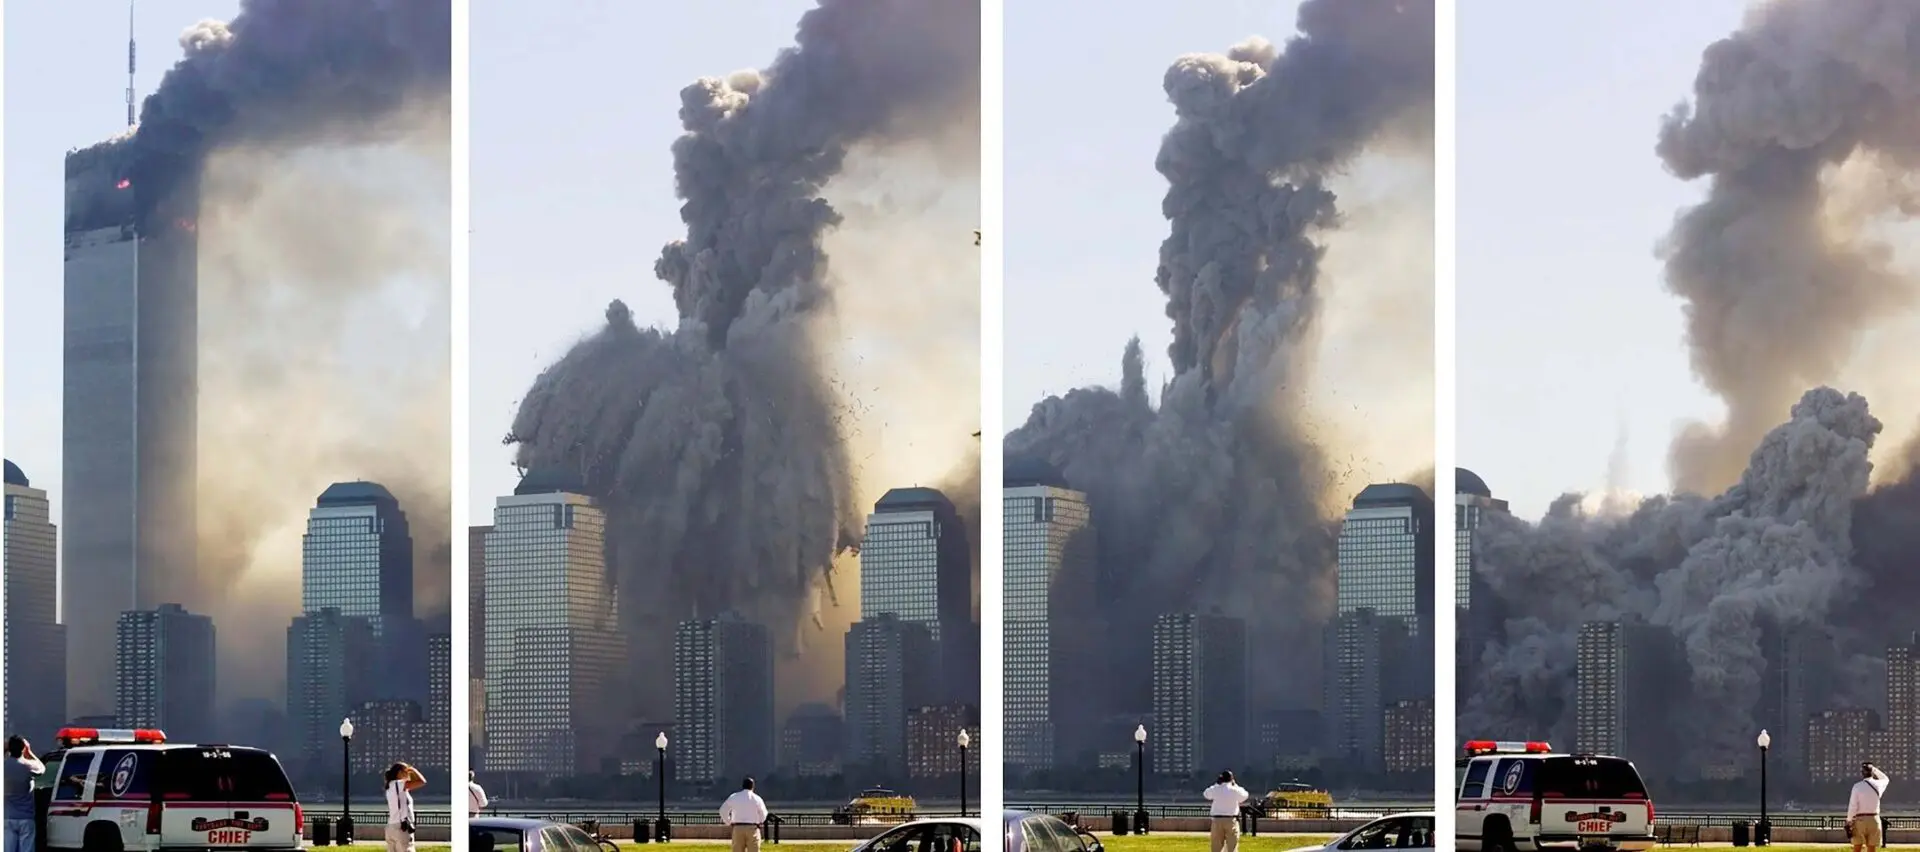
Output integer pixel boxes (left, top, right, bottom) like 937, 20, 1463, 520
4, 0, 240, 529
1458, 0, 1750, 518
468, 0, 829, 519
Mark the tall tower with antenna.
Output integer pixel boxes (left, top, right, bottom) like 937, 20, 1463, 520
126, 0, 137, 126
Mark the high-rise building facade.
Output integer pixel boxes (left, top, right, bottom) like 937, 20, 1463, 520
1808, 708, 1879, 784
1382, 698, 1434, 773
1574, 621, 1624, 756
116, 604, 215, 742
469, 525, 490, 679
5, 461, 66, 737
1327, 482, 1434, 771
1150, 612, 1248, 777
845, 614, 936, 778
906, 704, 981, 780
779, 704, 844, 778
63, 138, 200, 718
302, 482, 414, 634
1455, 469, 1509, 706
861, 487, 973, 699
426, 632, 452, 771
287, 608, 377, 773
350, 698, 426, 774
1002, 460, 1091, 774
482, 471, 622, 779
672, 614, 775, 784
301, 481, 426, 705
1570, 618, 1687, 781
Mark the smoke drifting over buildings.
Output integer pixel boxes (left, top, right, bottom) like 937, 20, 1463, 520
71, 0, 451, 698
1464, 0, 1920, 771
1005, 0, 1434, 709
506, 0, 981, 716
1655, 0, 1920, 493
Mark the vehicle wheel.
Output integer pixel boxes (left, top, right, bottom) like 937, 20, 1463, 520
598, 840, 619, 852
1482, 820, 1517, 852
80, 823, 122, 852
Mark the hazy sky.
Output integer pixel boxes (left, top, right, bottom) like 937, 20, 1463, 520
3, 0, 238, 529
468, 0, 833, 519
1458, 0, 1754, 518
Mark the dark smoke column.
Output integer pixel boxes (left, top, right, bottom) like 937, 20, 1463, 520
507, 0, 980, 717
1006, 0, 1434, 714
57, 0, 451, 716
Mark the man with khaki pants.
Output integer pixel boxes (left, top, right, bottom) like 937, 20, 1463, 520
719, 777, 770, 852
1203, 770, 1250, 852
1850, 762, 1891, 852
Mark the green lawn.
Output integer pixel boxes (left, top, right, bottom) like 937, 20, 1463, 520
1085, 834, 1337, 852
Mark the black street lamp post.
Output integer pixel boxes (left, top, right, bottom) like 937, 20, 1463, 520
1757, 729, 1771, 846
1134, 725, 1149, 835
338, 718, 355, 846
957, 729, 971, 817
656, 732, 671, 842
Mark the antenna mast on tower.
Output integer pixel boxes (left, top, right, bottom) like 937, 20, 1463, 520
126, 0, 137, 127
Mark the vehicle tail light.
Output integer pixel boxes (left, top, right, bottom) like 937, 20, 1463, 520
1529, 799, 1541, 824
1647, 800, 1655, 825
146, 802, 163, 834
295, 804, 305, 835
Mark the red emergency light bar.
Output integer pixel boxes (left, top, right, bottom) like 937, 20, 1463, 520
1463, 739, 1551, 755
55, 727, 166, 747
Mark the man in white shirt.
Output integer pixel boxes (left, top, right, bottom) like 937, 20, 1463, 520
467, 771, 489, 817
1202, 770, 1250, 852
719, 777, 770, 852
1849, 762, 1891, 852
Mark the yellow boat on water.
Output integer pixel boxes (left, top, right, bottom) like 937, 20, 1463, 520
1259, 782, 1333, 817
832, 788, 918, 825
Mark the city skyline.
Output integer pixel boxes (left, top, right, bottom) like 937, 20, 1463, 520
473, 472, 982, 788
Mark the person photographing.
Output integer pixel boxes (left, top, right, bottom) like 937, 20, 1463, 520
384, 762, 427, 852
1203, 770, 1250, 852
1849, 762, 1890, 852
4, 738, 45, 852
719, 777, 769, 852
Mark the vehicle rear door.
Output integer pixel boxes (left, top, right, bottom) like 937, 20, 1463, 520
44, 752, 98, 850
154, 748, 302, 849
1533, 756, 1653, 845
1455, 758, 1493, 849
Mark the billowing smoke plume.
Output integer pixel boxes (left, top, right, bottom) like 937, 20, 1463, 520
110, 0, 451, 702
506, 0, 980, 717
1464, 389, 1920, 772
1006, 0, 1433, 722
1656, 0, 1920, 492
1466, 0, 1920, 777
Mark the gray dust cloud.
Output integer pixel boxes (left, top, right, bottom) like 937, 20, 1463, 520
1005, 0, 1434, 718
505, 0, 981, 718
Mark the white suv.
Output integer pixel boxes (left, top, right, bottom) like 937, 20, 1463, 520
41, 728, 304, 852
1455, 740, 1656, 852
